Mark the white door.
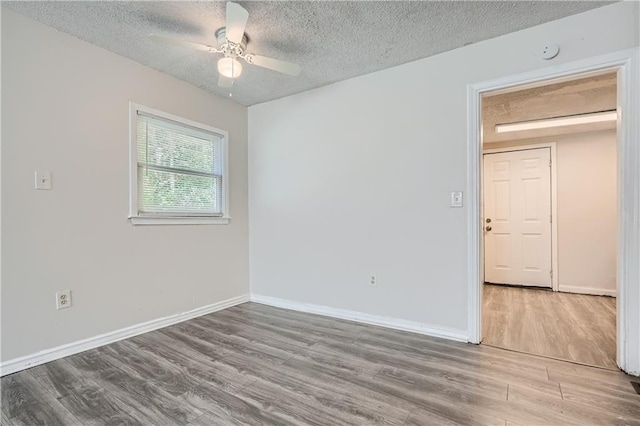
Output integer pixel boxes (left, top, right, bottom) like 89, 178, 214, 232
483, 148, 552, 288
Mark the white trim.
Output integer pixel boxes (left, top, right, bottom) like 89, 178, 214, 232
130, 216, 230, 226
559, 286, 617, 297
482, 143, 556, 154
128, 102, 230, 225
0, 294, 250, 377
615, 51, 640, 376
250, 294, 468, 342
467, 77, 483, 345
482, 142, 559, 292
467, 48, 640, 376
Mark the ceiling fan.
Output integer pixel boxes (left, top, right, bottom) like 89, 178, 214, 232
150, 2, 301, 88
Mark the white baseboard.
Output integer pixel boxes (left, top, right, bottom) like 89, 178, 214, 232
0, 294, 250, 377
250, 294, 468, 342
559, 286, 617, 297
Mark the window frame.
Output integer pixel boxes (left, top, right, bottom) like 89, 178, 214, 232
128, 103, 230, 225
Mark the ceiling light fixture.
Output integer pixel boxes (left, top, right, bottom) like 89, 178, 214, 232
150, 2, 301, 89
217, 57, 243, 78
495, 110, 617, 133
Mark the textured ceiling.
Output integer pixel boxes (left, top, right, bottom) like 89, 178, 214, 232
3, 1, 614, 106
483, 72, 617, 143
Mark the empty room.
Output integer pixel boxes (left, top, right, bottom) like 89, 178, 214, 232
1, 1, 639, 425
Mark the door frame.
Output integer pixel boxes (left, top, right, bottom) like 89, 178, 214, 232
466, 48, 640, 375
483, 143, 559, 291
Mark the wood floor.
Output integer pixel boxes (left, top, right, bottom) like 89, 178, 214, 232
2, 302, 638, 425
483, 284, 617, 369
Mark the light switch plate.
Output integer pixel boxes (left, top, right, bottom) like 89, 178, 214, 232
35, 171, 52, 190
451, 191, 463, 207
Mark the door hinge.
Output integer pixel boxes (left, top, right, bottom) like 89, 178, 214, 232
550, 214, 553, 223
550, 269, 553, 278
549, 159, 552, 167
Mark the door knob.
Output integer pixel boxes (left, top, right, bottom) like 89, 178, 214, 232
486, 226, 492, 231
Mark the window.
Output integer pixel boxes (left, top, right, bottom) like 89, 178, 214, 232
129, 104, 229, 225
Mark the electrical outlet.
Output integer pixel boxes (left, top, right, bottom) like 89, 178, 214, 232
56, 290, 72, 310
369, 274, 377, 287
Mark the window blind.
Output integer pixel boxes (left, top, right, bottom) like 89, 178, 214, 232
136, 112, 223, 216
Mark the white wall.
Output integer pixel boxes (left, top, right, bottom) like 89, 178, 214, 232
248, 2, 638, 336
1, 9, 249, 362
558, 131, 617, 295
487, 131, 617, 296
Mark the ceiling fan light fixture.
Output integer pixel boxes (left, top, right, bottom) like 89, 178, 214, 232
151, 2, 301, 89
218, 57, 243, 78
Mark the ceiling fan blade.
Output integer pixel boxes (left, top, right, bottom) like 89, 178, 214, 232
226, 2, 249, 44
247, 55, 301, 76
149, 34, 215, 52
218, 75, 234, 88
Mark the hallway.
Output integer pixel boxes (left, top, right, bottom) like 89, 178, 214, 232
482, 284, 617, 369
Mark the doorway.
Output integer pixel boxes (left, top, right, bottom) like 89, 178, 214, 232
480, 73, 618, 369
466, 48, 640, 375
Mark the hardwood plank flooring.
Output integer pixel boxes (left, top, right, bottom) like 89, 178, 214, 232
483, 284, 617, 369
3, 302, 638, 425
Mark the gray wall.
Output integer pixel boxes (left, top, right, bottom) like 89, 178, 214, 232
248, 3, 637, 335
1, 9, 249, 362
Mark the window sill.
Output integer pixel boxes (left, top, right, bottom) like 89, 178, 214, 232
129, 216, 230, 226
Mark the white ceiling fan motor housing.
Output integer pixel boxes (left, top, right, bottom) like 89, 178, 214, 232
215, 27, 247, 56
